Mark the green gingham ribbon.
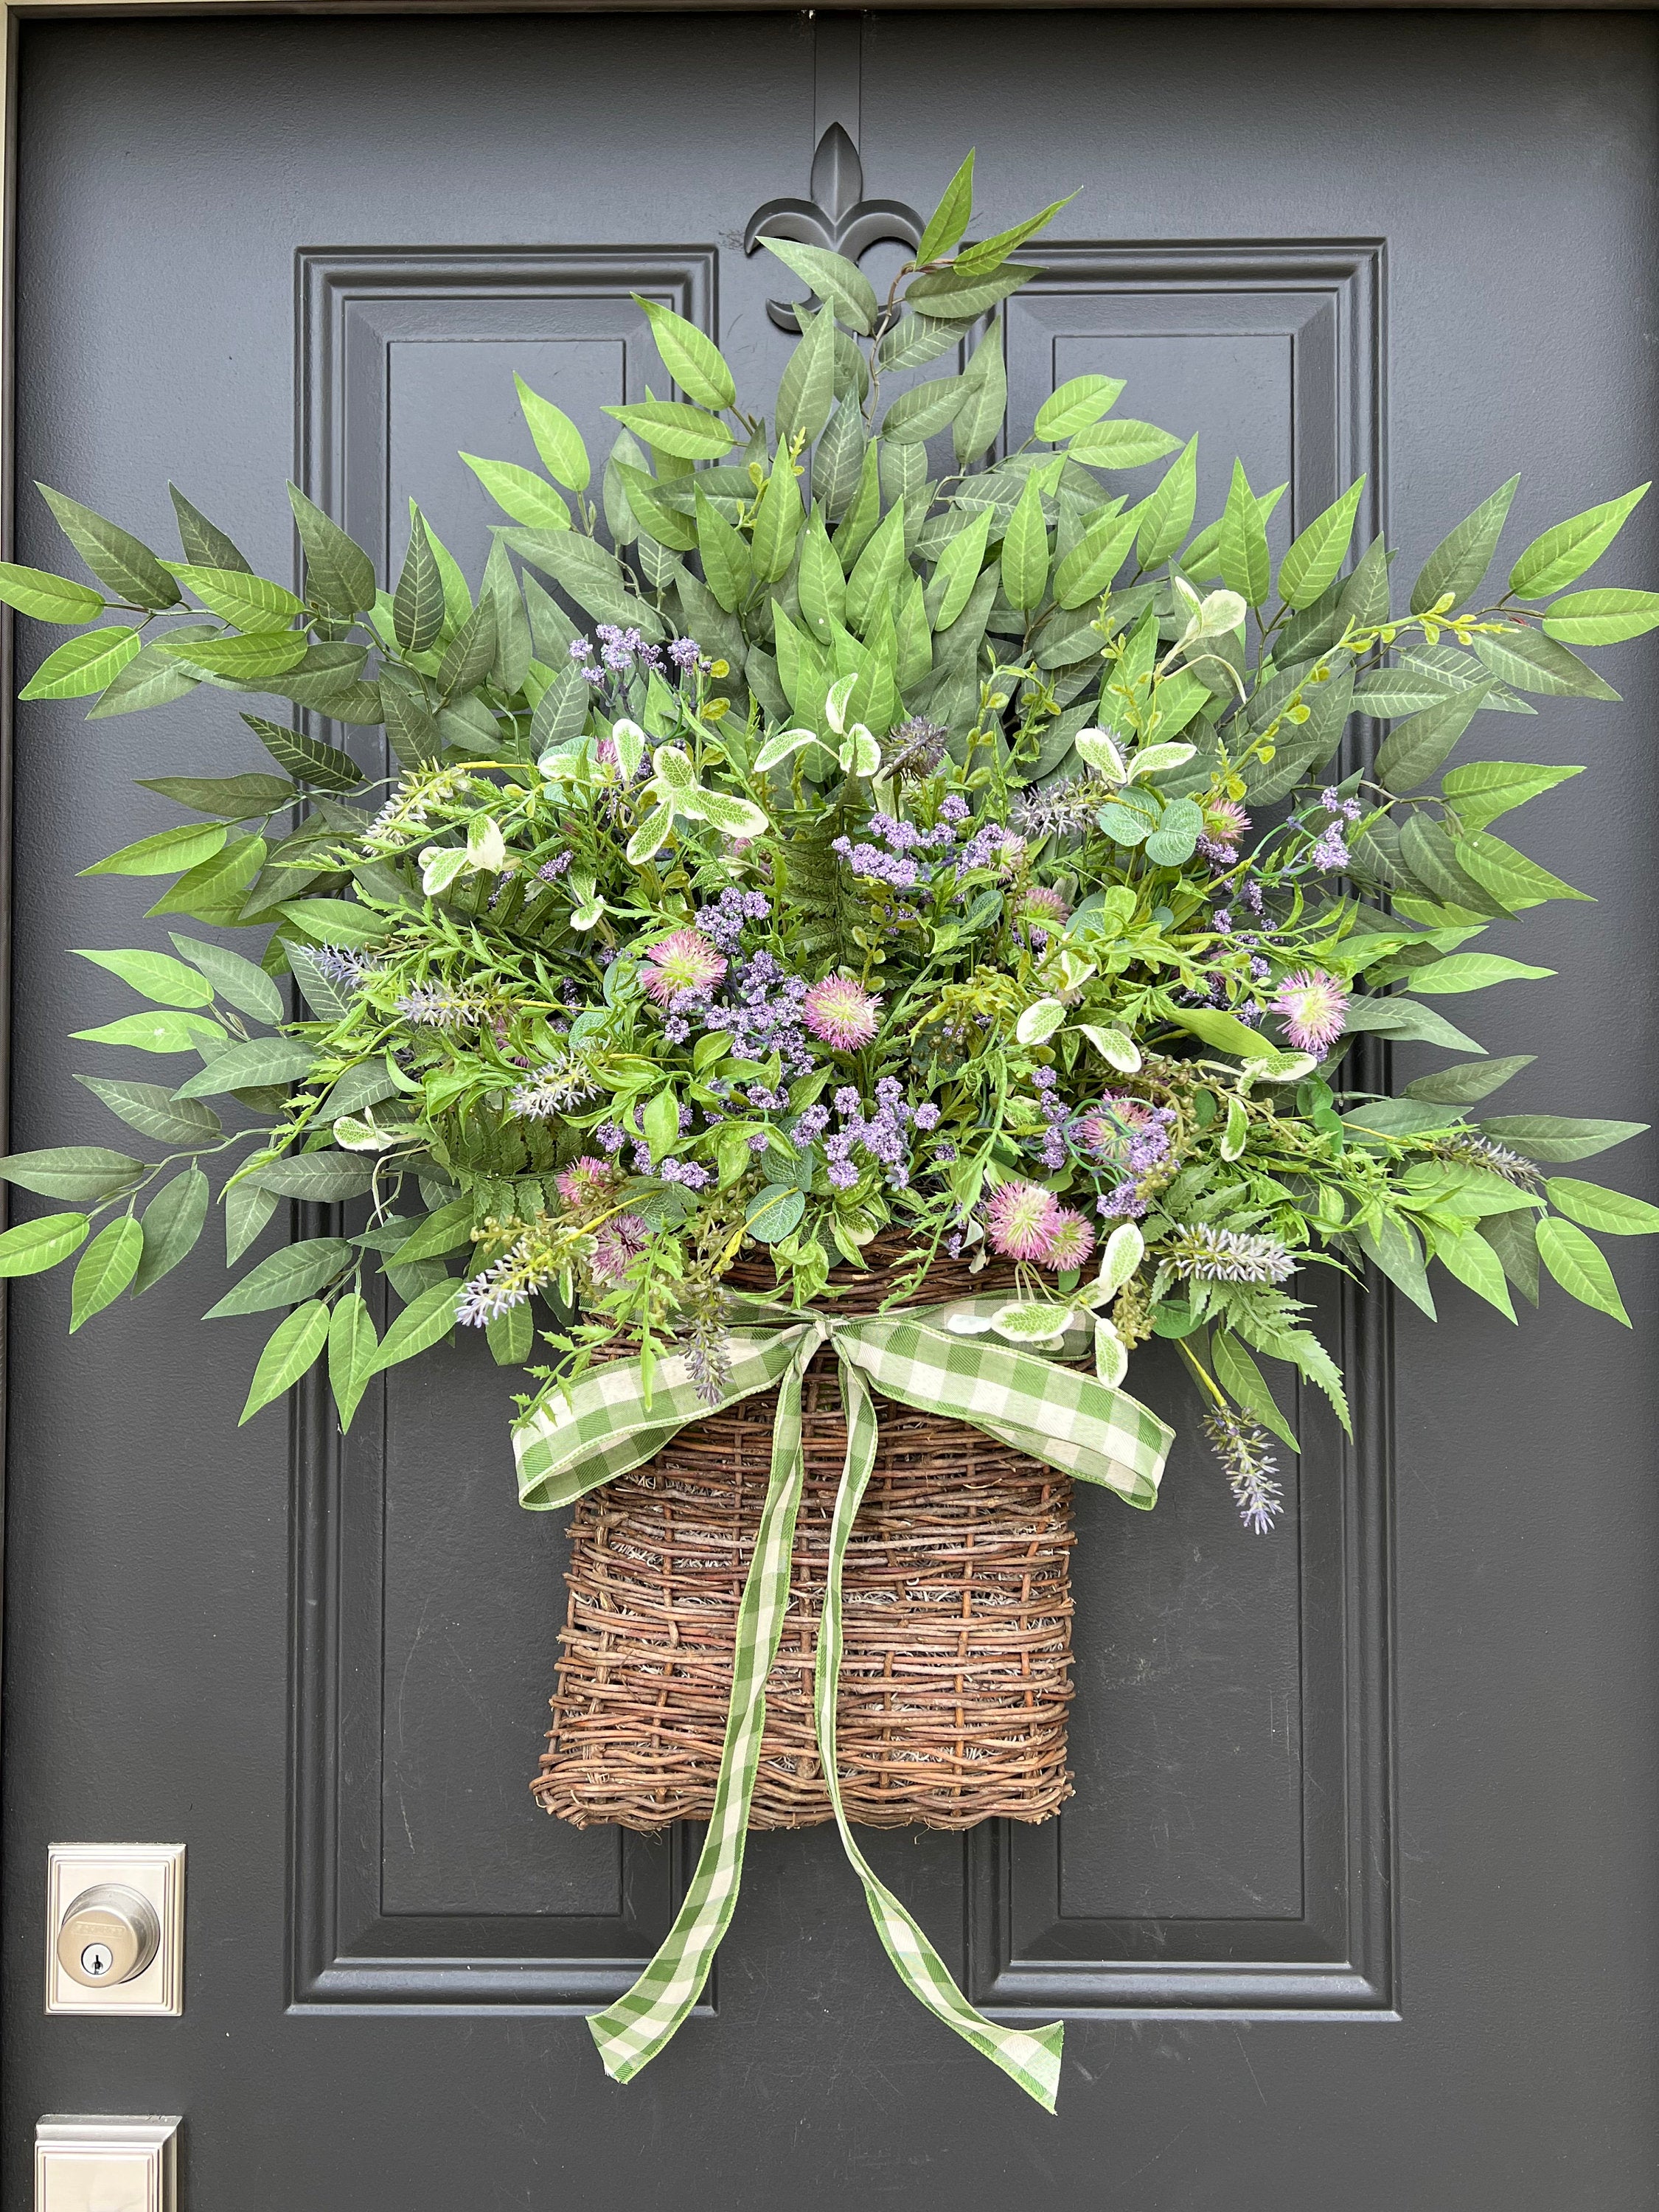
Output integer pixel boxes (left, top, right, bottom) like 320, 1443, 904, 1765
511, 1301, 1175, 2112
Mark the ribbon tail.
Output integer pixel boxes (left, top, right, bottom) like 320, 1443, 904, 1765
814, 1354, 1065, 2114
588, 1335, 816, 2084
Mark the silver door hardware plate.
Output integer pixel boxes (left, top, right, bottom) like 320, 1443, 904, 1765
45, 1846, 184, 2016
35, 2116, 178, 2212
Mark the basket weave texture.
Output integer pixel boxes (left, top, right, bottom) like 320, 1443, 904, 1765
532, 1251, 1077, 1832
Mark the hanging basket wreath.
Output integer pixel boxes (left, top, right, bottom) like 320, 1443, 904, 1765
4, 150, 1655, 2110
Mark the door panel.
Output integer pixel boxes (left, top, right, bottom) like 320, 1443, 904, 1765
5, 13, 1658, 2207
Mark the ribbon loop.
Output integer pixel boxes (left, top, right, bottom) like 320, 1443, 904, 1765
511, 1296, 1175, 2109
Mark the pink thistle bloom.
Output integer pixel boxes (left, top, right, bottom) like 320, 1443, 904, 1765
1016, 885, 1072, 942
1197, 797, 1251, 865
802, 974, 882, 1051
555, 1156, 619, 1215
590, 1213, 648, 1284
1042, 1208, 1096, 1272
985, 1178, 1063, 1262
643, 928, 726, 1006
1273, 968, 1349, 1056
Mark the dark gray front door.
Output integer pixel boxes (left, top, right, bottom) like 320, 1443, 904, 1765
5, 11, 1657, 2204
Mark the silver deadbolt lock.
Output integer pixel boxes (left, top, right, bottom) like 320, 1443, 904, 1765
56, 1885, 160, 1988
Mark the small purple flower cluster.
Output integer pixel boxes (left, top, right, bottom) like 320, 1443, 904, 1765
1071, 1094, 1178, 1219
1308, 787, 1363, 874
536, 852, 573, 883
699, 886, 772, 954
696, 950, 818, 1079
658, 1157, 712, 1190
818, 1079, 942, 1192
568, 626, 702, 692
308, 944, 377, 992
1029, 1067, 1070, 1172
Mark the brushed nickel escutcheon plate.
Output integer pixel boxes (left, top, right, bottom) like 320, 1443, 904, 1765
45, 1846, 184, 2017
35, 2116, 179, 2212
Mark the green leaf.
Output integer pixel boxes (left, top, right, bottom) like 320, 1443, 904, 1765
874, 313, 959, 373
1374, 686, 1487, 792
745, 1183, 805, 1244
136, 773, 294, 820
1211, 1329, 1298, 1449
81, 821, 227, 880
953, 317, 1008, 467
74, 1074, 222, 1146
459, 452, 570, 532
775, 305, 838, 448
83, 634, 204, 719
277, 897, 394, 949
433, 598, 497, 700
1136, 436, 1199, 568
1034, 373, 1124, 444
1357, 1217, 1436, 1318
1479, 1209, 1540, 1306
1165, 1003, 1271, 1060
225, 1180, 279, 1266
1276, 477, 1366, 609
694, 485, 753, 613
917, 149, 975, 263
1338, 995, 1484, 1054
287, 484, 376, 615
1536, 1214, 1630, 1324
601, 400, 733, 462
634, 294, 736, 411
955, 194, 1071, 279
905, 263, 1040, 322
1509, 483, 1648, 597
515, 375, 590, 493
1217, 458, 1271, 606
1410, 475, 1520, 614
642, 1088, 681, 1158
1408, 953, 1554, 994
1405, 1054, 1534, 1105
37, 484, 182, 608
846, 501, 910, 633
167, 565, 304, 629
1433, 1226, 1516, 1320
240, 1298, 331, 1421
393, 509, 445, 653
0, 1211, 88, 1276
69, 1215, 143, 1330
1456, 829, 1593, 911
1001, 471, 1050, 611
487, 1298, 535, 1366
751, 445, 802, 585
1546, 1178, 1659, 1235
926, 504, 994, 629
759, 237, 879, 333
1431, 761, 1577, 835
373, 1277, 462, 1373
20, 626, 142, 700
205, 1237, 352, 1318
174, 1037, 316, 1097
1471, 625, 1619, 700
880, 374, 969, 446
1054, 507, 1140, 609
132, 1166, 210, 1293
163, 629, 310, 682
613, 463, 698, 554
1398, 815, 1509, 917
168, 933, 285, 1023
796, 509, 847, 643
170, 485, 251, 572
1541, 587, 1659, 645
147, 832, 267, 924
0, 560, 106, 623
394, 1199, 474, 1264
328, 1291, 380, 1428
246, 1150, 377, 1202
0, 1145, 143, 1202
71, 1011, 226, 1056
74, 947, 214, 1009
1068, 418, 1183, 470
240, 717, 367, 796
1479, 1115, 1646, 1163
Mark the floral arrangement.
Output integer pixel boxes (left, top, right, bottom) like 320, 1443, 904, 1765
4, 149, 1656, 1544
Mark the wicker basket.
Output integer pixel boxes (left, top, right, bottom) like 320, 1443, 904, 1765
532, 1250, 1077, 1832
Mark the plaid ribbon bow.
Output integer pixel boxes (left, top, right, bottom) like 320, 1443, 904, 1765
512, 1299, 1175, 2112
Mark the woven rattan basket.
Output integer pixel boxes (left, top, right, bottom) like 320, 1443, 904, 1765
532, 1248, 1076, 1832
